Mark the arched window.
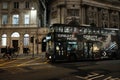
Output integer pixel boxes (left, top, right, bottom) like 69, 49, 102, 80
24, 34, 29, 46
2, 34, 7, 46
11, 32, 20, 37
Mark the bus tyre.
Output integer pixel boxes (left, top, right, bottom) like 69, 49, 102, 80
51, 56, 56, 63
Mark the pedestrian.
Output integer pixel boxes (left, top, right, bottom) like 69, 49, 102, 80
2, 46, 11, 60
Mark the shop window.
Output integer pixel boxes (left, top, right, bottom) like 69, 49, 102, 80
2, 34, 7, 46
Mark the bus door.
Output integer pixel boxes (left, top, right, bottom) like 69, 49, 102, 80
67, 42, 78, 60
84, 42, 93, 59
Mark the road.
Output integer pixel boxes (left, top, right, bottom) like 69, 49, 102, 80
0, 58, 120, 80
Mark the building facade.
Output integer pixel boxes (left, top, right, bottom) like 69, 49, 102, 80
0, 0, 48, 55
48, 0, 120, 28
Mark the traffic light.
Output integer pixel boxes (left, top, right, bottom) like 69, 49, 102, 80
30, 36, 34, 43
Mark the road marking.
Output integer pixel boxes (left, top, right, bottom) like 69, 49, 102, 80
18, 63, 46, 66
17, 57, 41, 66
0, 57, 47, 68
0, 63, 46, 68
103, 76, 120, 80
75, 72, 120, 80
75, 72, 102, 80
88, 75, 104, 80
0, 60, 17, 66
4, 67, 29, 74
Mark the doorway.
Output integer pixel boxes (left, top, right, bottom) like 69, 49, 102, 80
12, 40, 18, 52
84, 42, 93, 59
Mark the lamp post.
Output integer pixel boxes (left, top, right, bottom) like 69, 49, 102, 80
30, 6, 37, 58
33, 36, 34, 58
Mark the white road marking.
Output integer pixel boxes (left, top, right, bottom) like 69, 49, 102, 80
88, 75, 104, 80
75, 72, 120, 80
104, 76, 120, 80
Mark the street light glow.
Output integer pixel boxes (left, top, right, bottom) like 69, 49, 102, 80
31, 7, 35, 10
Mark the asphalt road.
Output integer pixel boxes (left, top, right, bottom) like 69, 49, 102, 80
0, 58, 120, 80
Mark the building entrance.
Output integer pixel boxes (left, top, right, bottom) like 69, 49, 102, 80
12, 40, 19, 52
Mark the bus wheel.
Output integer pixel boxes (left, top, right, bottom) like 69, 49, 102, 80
51, 56, 56, 63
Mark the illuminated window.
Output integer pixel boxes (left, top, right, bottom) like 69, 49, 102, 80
2, 34, 7, 46
11, 32, 20, 37
24, 15, 29, 24
12, 15, 19, 25
64, 27, 73, 33
24, 34, 29, 46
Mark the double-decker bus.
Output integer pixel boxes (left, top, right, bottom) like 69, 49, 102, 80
45, 24, 120, 62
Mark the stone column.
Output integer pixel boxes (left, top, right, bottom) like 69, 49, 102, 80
81, 5, 89, 24
30, 34, 35, 57
9, 14, 12, 26
0, 34, 1, 53
7, 33, 11, 47
19, 33, 24, 54
38, 35, 42, 54
34, 35, 37, 54
0, 13, 1, 27
81, 6, 85, 24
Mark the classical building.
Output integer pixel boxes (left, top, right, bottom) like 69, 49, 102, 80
48, 0, 120, 28
0, 0, 48, 55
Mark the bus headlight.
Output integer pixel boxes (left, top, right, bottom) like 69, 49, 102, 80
49, 56, 52, 59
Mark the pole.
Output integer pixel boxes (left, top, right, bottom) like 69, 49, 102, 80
32, 36, 34, 58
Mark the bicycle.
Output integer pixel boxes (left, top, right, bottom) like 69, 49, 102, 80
11, 51, 19, 59
2, 53, 11, 60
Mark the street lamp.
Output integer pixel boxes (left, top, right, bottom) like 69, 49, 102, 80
31, 7, 34, 10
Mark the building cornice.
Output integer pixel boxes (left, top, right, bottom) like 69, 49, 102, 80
82, 0, 120, 11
